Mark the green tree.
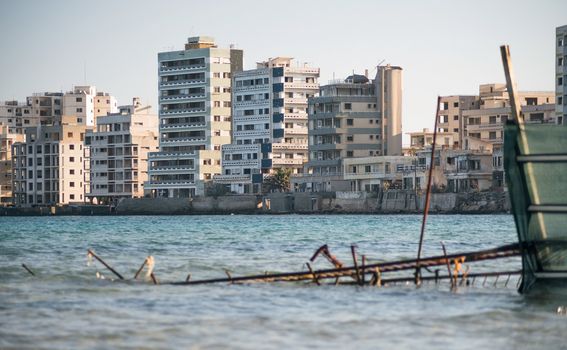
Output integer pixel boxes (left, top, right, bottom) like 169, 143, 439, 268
264, 168, 292, 193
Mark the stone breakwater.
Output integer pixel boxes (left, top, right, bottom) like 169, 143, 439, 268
0, 191, 509, 216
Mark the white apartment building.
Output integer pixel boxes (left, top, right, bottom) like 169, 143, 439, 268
146, 36, 243, 198
62, 86, 118, 127
215, 57, 320, 194
86, 98, 158, 204
12, 116, 89, 206
557, 25, 567, 125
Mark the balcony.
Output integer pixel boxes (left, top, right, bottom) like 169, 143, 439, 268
160, 122, 207, 130
284, 82, 319, 90
159, 93, 206, 102
160, 136, 207, 144
213, 174, 252, 183
160, 107, 206, 116
284, 127, 308, 135
159, 63, 207, 73
159, 79, 206, 88
272, 143, 308, 150
222, 159, 260, 167
272, 158, 304, 166
344, 172, 397, 180
284, 98, 308, 105
150, 165, 195, 173
148, 151, 196, 158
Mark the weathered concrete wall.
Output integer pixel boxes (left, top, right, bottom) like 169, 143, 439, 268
117, 198, 191, 214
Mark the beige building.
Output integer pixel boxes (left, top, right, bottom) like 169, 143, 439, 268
86, 98, 158, 204
408, 128, 458, 150
12, 116, 89, 206
62, 86, 117, 127
463, 84, 555, 153
1, 125, 24, 204
342, 156, 416, 192
403, 148, 493, 193
437, 95, 479, 148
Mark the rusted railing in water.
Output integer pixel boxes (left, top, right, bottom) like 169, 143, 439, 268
167, 243, 520, 286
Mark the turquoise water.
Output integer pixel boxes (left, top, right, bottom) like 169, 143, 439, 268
0, 215, 565, 349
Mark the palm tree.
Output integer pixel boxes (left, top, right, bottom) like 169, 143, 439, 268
264, 168, 292, 193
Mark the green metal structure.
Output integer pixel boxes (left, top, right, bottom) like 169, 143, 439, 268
504, 123, 567, 292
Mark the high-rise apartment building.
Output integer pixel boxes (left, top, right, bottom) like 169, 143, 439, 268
215, 57, 319, 194
146, 36, 243, 198
557, 25, 567, 125
305, 65, 402, 176
85, 98, 159, 204
12, 116, 89, 206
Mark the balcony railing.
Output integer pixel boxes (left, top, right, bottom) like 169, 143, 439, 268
159, 93, 206, 101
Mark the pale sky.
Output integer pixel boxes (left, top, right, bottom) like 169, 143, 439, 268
1, 0, 565, 144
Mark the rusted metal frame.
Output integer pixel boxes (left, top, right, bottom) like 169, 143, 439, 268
441, 242, 454, 289
415, 95, 442, 285
170, 244, 519, 286
306, 263, 320, 286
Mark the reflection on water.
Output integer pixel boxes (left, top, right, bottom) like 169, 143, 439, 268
0, 215, 565, 349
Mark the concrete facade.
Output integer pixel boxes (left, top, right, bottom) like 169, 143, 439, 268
0, 125, 24, 204
557, 25, 567, 125
86, 98, 159, 204
62, 86, 118, 127
436, 95, 479, 148
215, 57, 320, 194
462, 84, 555, 153
146, 36, 243, 198
12, 116, 89, 206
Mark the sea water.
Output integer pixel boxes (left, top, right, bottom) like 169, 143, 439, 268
0, 215, 565, 349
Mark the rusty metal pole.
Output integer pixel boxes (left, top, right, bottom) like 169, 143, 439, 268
415, 96, 442, 285
87, 249, 124, 280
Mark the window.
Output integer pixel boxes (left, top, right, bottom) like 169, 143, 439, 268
453, 102, 459, 108
489, 116, 497, 124
213, 72, 221, 78
558, 96, 563, 106
453, 115, 459, 121
214, 101, 221, 107
346, 135, 353, 142
223, 101, 231, 108
214, 87, 220, 93
365, 165, 371, 173
70, 182, 75, 187
68, 132, 73, 138
346, 119, 354, 126
369, 135, 374, 140
70, 157, 75, 162
76, 97, 82, 102
489, 131, 497, 140
453, 128, 459, 132
559, 57, 564, 66
223, 72, 231, 78
69, 144, 75, 150
369, 119, 373, 124
70, 194, 75, 200
76, 108, 83, 113
346, 151, 353, 157
559, 38, 564, 47
559, 77, 564, 86
344, 103, 352, 110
